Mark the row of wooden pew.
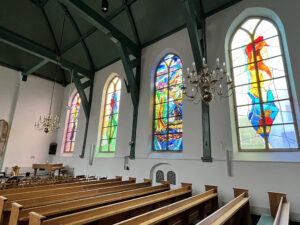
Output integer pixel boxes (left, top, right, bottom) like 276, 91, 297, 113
0, 175, 290, 225
0, 175, 95, 189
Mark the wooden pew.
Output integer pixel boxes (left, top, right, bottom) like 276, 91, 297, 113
2, 179, 135, 201
115, 185, 218, 225
257, 192, 290, 225
9, 179, 168, 225
0, 176, 122, 195
196, 188, 251, 225
28, 182, 192, 225
0, 178, 137, 224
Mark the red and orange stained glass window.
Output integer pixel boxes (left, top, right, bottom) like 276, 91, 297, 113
64, 92, 81, 153
99, 76, 121, 152
153, 54, 183, 151
230, 18, 299, 150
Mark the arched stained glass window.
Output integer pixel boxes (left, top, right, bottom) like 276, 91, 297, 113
99, 76, 121, 153
153, 54, 183, 151
64, 92, 81, 153
230, 18, 299, 150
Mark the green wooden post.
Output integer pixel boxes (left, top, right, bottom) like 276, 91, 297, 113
182, 0, 212, 162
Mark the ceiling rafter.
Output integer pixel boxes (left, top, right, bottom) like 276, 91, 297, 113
58, 0, 140, 55
59, 3, 95, 71
123, 0, 141, 46
0, 26, 92, 77
40, 6, 67, 86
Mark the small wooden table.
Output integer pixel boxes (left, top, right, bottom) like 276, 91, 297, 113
32, 163, 63, 177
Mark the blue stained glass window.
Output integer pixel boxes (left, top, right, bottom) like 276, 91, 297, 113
230, 18, 299, 150
153, 54, 183, 151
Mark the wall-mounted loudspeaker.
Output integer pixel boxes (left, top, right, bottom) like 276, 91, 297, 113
48, 143, 57, 155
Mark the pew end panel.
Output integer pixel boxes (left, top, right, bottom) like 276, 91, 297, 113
268, 192, 287, 217
0, 196, 7, 225
8, 203, 22, 225
28, 212, 45, 225
205, 185, 218, 193
143, 179, 152, 185
181, 183, 192, 190
115, 176, 122, 180
233, 188, 249, 198
128, 177, 136, 182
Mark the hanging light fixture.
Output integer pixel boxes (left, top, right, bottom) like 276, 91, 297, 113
34, 11, 67, 134
182, 57, 234, 104
34, 65, 60, 133
101, 0, 108, 12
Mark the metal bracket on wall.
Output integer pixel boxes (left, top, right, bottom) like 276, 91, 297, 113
182, 0, 212, 162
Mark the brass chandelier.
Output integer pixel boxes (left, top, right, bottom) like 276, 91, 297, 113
182, 57, 234, 103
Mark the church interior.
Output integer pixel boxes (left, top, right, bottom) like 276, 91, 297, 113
0, 0, 299, 224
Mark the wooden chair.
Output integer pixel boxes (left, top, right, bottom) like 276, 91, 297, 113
257, 192, 290, 225
115, 185, 218, 225
9, 179, 166, 225
196, 188, 251, 225
28, 182, 192, 225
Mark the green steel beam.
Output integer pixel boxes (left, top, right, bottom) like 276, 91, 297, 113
58, 0, 140, 55
82, 80, 91, 89
60, 4, 95, 70
182, 0, 212, 162
41, 6, 67, 86
0, 26, 93, 78
72, 70, 93, 158
116, 42, 139, 107
124, 0, 141, 46
72, 70, 90, 117
22, 59, 48, 75
116, 42, 140, 158
204, 0, 243, 18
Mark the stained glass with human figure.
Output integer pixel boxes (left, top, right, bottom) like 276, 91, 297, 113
230, 18, 299, 150
100, 76, 121, 152
154, 54, 183, 151
64, 92, 81, 153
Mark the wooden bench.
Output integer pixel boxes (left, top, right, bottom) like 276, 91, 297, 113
0, 176, 121, 195
0, 178, 137, 225
115, 185, 218, 225
2, 179, 135, 201
257, 192, 290, 225
196, 188, 251, 225
28, 182, 192, 225
9, 179, 167, 225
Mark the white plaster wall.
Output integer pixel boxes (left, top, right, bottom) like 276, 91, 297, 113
51, 0, 300, 221
2, 73, 64, 169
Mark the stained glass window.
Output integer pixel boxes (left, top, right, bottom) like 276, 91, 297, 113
99, 76, 121, 152
230, 18, 299, 150
153, 54, 183, 151
64, 92, 81, 153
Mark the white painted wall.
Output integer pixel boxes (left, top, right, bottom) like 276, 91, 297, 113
0, 67, 64, 171
50, 0, 300, 221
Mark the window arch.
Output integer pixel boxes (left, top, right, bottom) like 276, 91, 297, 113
153, 54, 183, 151
63, 92, 81, 153
99, 76, 121, 153
229, 17, 299, 151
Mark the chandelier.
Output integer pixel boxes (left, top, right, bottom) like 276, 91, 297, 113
34, 11, 67, 134
182, 58, 234, 103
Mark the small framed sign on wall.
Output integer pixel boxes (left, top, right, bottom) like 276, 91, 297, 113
0, 120, 9, 156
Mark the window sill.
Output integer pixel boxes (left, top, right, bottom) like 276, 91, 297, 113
233, 150, 300, 162
95, 152, 115, 158
148, 151, 183, 159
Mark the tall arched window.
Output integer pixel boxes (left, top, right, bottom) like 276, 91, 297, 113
99, 76, 121, 153
153, 54, 183, 151
230, 18, 299, 151
63, 92, 81, 153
